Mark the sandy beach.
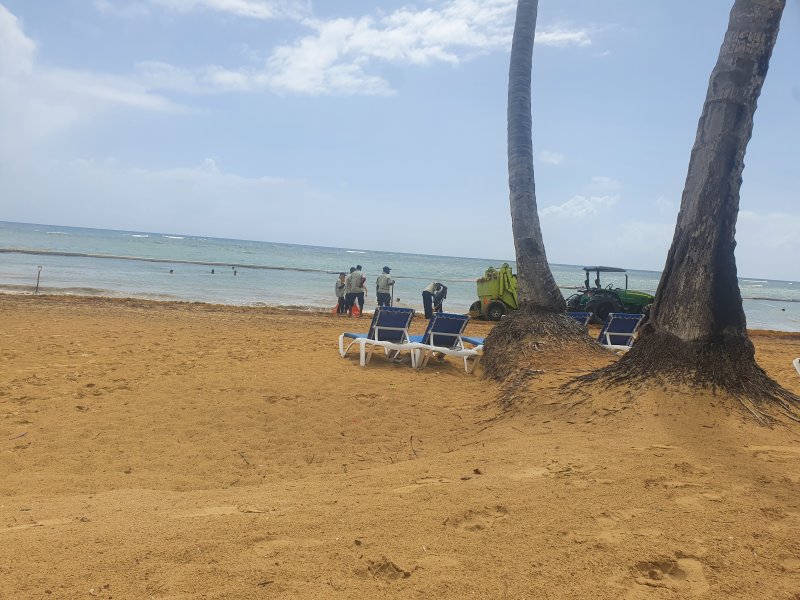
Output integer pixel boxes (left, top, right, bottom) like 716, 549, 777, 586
2, 293, 800, 599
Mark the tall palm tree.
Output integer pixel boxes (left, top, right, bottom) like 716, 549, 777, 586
507, 0, 564, 311
597, 0, 797, 419
482, 0, 588, 382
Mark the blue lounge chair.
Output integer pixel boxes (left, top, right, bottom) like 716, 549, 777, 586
568, 311, 593, 326
409, 312, 481, 373
338, 307, 416, 367
462, 335, 484, 349
597, 312, 643, 351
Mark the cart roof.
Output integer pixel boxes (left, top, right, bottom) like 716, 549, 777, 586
582, 266, 627, 273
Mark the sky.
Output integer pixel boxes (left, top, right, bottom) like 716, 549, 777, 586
0, 0, 798, 281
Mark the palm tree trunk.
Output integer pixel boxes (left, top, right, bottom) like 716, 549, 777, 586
591, 0, 797, 420
507, 0, 564, 311
649, 0, 785, 342
482, 0, 595, 382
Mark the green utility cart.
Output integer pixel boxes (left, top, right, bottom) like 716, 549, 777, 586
469, 263, 519, 321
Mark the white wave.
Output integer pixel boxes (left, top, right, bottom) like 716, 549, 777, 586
163, 235, 184, 240
742, 279, 768, 284
346, 250, 366, 254
46, 231, 68, 235
131, 234, 149, 238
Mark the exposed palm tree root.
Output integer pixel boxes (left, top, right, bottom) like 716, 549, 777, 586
482, 306, 600, 381
482, 305, 603, 393
568, 327, 800, 424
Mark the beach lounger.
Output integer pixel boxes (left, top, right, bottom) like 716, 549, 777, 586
568, 311, 593, 326
338, 307, 417, 367
462, 335, 484, 350
794, 358, 800, 377
597, 312, 643, 352
410, 312, 481, 373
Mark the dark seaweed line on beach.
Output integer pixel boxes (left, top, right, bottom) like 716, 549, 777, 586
1, 248, 328, 274
1, 248, 479, 282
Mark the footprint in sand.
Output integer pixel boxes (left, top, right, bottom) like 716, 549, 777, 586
594, 508, 647, 544
173, 505, 268, 518
673, 491, 725, 510
3, 518, 73, 533
748, 445, 800, 462
625, 556, 709, 598
362, 557, 411, 581
392, 477, 451, 494
446, 506, 508, 532
508, 466, 550, 480
252, 536, 323, 558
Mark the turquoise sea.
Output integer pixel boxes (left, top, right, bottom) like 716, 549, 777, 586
1, 221, 798, 332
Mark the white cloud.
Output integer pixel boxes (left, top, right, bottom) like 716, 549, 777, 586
0, 5, 183, 161
93, 0, 150, 18
737, 210, 800, 279
1, 157, 431, 251
0, 5, 35, 75
654, 196, 676, 216
151, 0, 310, 20
94, 0, 312, 20
538, 150, 565, 165
536, 24, 592, 48
541, 195, 618, 218
128, 0, 594, 96
584, 175, 621, 193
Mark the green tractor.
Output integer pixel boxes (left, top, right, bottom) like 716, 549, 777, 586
469, 263, 519, 321
565, 266, 654, 324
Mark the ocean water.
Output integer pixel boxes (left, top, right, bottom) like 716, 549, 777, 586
1, 221, 798, 332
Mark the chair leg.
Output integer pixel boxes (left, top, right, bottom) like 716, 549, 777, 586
359, 340, 367, 367
465, 354, 481, 375
419, 350, 432, 369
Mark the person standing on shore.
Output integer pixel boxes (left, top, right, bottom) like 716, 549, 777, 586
422, 282, 445, 319
344, 267, 355, 313
357, 265, 367, 302
347, 266, 366, 316
376, 266, 394, 307
335, 272, 348, 314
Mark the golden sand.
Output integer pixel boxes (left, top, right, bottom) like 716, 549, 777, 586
2, 294, 800, 598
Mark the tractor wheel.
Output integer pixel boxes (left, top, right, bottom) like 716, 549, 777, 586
565, 293, 582, 311
469, 301, 482, 317
586, 296, 622, 324
486, 301, 507, 321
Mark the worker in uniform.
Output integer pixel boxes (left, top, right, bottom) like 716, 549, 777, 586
375, 266, 394, 307
335, 272, 348, 314
347, 266, 366, 316
422, 282, 446, 319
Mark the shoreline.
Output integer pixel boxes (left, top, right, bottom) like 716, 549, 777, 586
2, 291, 799, 336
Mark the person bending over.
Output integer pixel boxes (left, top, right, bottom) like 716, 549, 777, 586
422, 282, 445, 319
